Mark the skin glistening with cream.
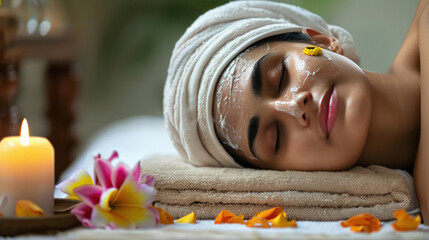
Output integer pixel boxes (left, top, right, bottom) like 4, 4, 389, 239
213, 39, 372, 171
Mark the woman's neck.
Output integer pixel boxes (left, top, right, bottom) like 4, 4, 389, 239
357, 70, 420, 171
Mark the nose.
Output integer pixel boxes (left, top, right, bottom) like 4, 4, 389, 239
273, 91, 312, 127
295, 91, 312, 126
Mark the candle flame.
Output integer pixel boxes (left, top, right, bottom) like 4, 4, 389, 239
21, 118, 30, 146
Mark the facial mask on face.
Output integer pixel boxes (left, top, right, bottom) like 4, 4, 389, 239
216, 58, 241, 150
215, 56, 259, 161
274, 99, 302, 118
273, 54, 321, 118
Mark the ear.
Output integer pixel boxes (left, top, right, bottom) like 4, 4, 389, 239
302, 28, 344, 55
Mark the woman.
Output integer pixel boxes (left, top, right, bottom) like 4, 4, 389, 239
163, 1, 427, 222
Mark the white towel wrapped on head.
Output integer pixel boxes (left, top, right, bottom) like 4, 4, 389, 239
163, 0, 360, 167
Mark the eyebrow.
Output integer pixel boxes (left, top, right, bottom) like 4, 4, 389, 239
251, 53, 270, 97
248, 116, 260, 160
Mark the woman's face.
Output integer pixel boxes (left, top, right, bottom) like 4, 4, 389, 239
213, 41, 371, 171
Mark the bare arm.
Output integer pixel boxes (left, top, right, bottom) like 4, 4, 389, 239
415, 1, 429, 224
391, 0, 428, 74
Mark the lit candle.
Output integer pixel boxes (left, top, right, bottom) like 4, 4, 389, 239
0, 119, 54, 217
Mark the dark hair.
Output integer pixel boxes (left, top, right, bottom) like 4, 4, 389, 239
246, 31, 313, 52
223, 32, 313, 168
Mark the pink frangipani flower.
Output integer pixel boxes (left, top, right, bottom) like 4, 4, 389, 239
57, 151, 158, 229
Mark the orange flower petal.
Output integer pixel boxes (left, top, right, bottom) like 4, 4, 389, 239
16, 200, 46, 217
215, 209, 244, 224
392, 209, 421, 231
153, 206, 175, 224
245, 216, 269, 228
271, 212, 297, 228
176, 212, 196, 224
215, 209, 235, 224
255, 206, 284, 220
341, 213, 381, 233
226, 215, 244, 224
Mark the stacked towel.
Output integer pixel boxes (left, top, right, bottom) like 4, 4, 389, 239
141, 155, 418, 221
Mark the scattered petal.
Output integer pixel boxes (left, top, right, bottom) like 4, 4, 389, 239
153, 206, 174, 224
270, 211, 297, 228
245, 216, 269, 228
215, 209, 244, 224
392, 209, 421, 231
341, 213, 381, 233
176, 212, 196, 224
226, 215, 245, 224
255, 206, 284, 220
16, 200, 45, 217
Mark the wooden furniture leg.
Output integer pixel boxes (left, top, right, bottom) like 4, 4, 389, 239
46, 62, 78, 182
0, 62, 20, 138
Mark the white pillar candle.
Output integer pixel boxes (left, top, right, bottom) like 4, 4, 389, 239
0, 119, 54, 217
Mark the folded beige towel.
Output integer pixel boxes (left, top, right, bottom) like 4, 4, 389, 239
141, 155, 418, 221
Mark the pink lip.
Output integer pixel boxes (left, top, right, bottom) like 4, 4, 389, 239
319, 86, 337, 138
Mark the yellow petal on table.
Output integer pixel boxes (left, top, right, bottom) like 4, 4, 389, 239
270, 212, 297, 228
176, 212, 196, 224
245, 216, 269, 228
255, 206, 285, 221
16, 200, 46, 217
392, 209, 421, 231
153, 206, 175, 224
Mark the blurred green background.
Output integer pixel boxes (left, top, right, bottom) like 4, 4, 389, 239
2, 0, 419, 154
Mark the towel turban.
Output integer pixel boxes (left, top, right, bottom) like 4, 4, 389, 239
163, 0, 360, 168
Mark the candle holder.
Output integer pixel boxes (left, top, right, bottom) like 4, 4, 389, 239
0, 198, 81, 236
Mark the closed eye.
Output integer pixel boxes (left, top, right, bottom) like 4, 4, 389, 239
278, 61, 285, 94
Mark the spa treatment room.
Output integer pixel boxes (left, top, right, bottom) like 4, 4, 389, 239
1, 0, 428, 239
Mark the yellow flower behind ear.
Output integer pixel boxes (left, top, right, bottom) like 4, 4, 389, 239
16, 200, 45, 217
303, 46, 323, 56
176, 212, 196, 224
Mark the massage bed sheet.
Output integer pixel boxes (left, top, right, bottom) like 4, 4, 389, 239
10, 220, 429, 240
